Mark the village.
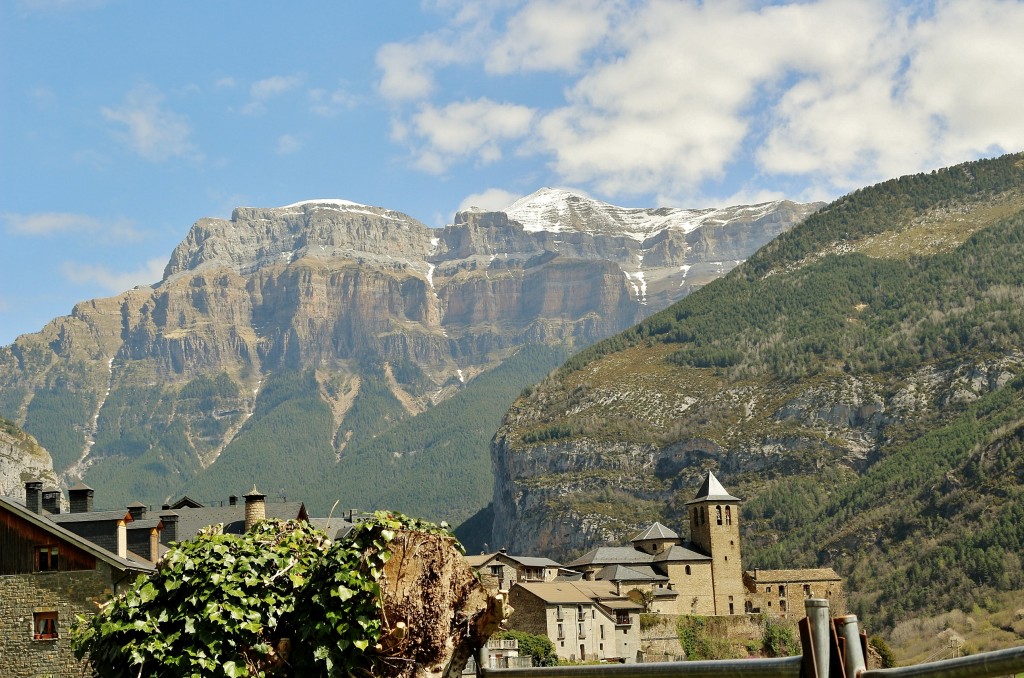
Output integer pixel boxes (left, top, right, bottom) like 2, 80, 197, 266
0, 471, 846, 673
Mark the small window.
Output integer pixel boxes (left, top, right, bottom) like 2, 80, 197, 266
804, 584, 812, 596
34, 611, 58, 640
35, 545, 59, 572
778, 585, 786, 597
780, 600, 787, 612
716, 506, 723, 525
725, 506, 732, 525
685, 565, 691, 575
765, 586, 772, 593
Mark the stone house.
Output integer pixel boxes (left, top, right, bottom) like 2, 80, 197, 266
465, 549, 563, 592
566, 472, 845, 619
743, 568, 845, 617
507, 580, 643, 663
0, 484, 155, 677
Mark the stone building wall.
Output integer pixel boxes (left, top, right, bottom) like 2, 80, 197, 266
0, 563, 116, 677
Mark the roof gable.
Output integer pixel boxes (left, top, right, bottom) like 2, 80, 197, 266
0, 495, 153, 574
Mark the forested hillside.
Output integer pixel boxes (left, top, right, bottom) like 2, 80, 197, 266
491, 152, 1024, 634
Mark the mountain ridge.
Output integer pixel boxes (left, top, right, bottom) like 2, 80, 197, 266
0, 190, 819, 523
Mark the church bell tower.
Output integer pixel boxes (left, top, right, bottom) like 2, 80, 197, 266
686, 471, 744, 615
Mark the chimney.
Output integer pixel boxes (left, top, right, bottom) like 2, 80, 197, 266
229, 495, 238, 506
244, 485, 266, 531
159, 512, 179, 546
149, 527, 160, 564
68, 483, 94, 513
116, 518, 127, 559
25, 481, 43, 514
41, 488, 61, 514
127, 501, 146, 521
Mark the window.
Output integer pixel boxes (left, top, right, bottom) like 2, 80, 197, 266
490, 565, 502, 575
600, 625, 605, 639
556, 605, 564, 621
778, 585, 786, 597
716, 506, 723, 525
780, 600, 787, 612
804, 584, 812, 597
616, 611, 631, 626
578, 623, 586, 639
725, 506, 732, 525
557, 623, 564, 640
685, 565, 691, 575
35, 545, 59, 572
34, 611, 58, 640
765, 586, 772, 593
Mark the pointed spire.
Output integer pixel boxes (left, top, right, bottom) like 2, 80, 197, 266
686, 471, 740, 504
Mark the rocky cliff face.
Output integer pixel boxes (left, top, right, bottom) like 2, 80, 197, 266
0, 419, 58, 499
490, 347, 1024, 560
0, 191, 818, 510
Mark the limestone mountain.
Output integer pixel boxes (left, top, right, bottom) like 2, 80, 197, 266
489, 152, 1024, 630
0, 191, 818, 523
0, 417, 58, 500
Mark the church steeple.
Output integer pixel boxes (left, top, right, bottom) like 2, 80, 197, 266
686, 471, 743, 615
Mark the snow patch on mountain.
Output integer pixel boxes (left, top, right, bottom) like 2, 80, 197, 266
504, 187, 785, 242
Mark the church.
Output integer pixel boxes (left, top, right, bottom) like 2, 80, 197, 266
566, 472, 845, 617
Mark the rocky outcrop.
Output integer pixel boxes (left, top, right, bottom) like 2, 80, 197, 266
490, 352, 1024, 561
0, 419, 58, 499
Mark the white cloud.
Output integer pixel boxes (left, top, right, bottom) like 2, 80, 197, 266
4, 212, 141, 239
242, 74, 304, 115
309, 87, 358, 116
101, 85, 199, 162
214, 77, 237, 89
457, 188, 523, 213
376, 38, 466, 102
385, 0, 1024, 203
276, 134, 303, 155
487, 0, 620, 74
61, 257, 166, 294
409, 98, 536, 173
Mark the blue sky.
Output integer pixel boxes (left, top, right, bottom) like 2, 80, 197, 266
2, 0, 1023, 346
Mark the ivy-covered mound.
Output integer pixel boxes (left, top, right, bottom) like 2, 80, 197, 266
71, 513, 505, 678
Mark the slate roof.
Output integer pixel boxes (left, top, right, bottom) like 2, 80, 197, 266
172, 501, 307, 539
630, 522, 678, 542
514, 580, 642, 607
504, 554, 561, 568
747, 568, 842, 583
685, 471, 740, 504
50, 509, 134, 524
0, 495, 154, 574
307, 517, 355, 540
653, 543, 711, 562
567, 546, 654, 568
465, 552, 562, 570
596, 564, 668, 582
126, 518, 164, 532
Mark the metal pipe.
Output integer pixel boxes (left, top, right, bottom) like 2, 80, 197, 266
860, 644, 1024, 678
482, 656, 803, 678
805, 598, 831, 678
834, 615, 866, 677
